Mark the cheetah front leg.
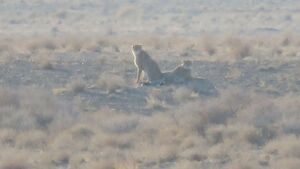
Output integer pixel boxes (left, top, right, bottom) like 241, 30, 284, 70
136, 67, 142, 84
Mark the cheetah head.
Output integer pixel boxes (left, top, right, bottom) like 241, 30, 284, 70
132, 44, 143, 52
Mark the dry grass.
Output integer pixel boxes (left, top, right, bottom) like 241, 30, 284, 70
225, 157, 260, 169
224, 36, 252, 61
271, 158, 300, 169
201, 37, 217, 56
173, 87, 197, 103
97, 73, 126, 94
0, 80, 299, 168
66, 79, 86, 93
0, 33, 299, 63
40, 61, 53, 70
264, 135, 300, 159
0, 152, 32, 169
146, 92, 170, 110
0, 25, 299, 169
16, 130, 47, 149
0, 0, 300, 168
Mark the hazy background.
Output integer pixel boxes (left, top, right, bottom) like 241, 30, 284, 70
1, 0, 300, 36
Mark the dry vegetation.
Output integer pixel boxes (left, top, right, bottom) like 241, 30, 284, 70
0, 84, 299, 168
0, 0, 300, 168
0, 34, 299, 169
0, 33, 299, 64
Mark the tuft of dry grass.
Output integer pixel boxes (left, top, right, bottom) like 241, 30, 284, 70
87, 160, 115, 169
100, 114, 138, 134
173, 87, 197, 103
201, 37, 217, 56
66, 79, 86, 93
205, 125, 225, 145
225, 37, 252, 61
145, 94, 165, 110
97, 74, 126, 94
180, 146, 208, 162
70, 124, 95, 140
271, 158, 300, 169
264, 135, 300, 159
0, 129, 17, 146
225, 157, 260, 169
0, 153, 31, 169
40, 60, 54, 70
115, 160, 139, 169
16, 130, 47, 149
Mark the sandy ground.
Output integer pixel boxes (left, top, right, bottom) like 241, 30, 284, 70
0, 1, 300, 169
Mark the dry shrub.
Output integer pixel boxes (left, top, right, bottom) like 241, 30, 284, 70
87, 160, 115, 169
115, 159, 139, 169
271, 158, 300, 169
236, 93, 281, 128
264, 135, 300, 158
200, 89, 250, 125
62, 37, 85, 52
16, 130, 47, 149
180, 146, 208, 162
136, 144, 178, 164
201, 37, 217, 56
274, 94, 300, 135
172, 160, 198, 169
210, 124, 272, 148
0, 87, 76, 132
100, 113, 138, 134
205, 125, 225, 145
0, 129, 17, 146
173, 87, 197, 103
0, 87, 19, 107
40, 60, 53, 70
281, 119, 300, 136
138, 113, 180, 143
66, 79, 86, 93
225, 37, 252, 60
70, 124, 95, 140
281, 36, 291, 47
16, 36, 108, 53
225, 157, 260, 169
95, 134, 134, 150
157, 145, 178, 163
180, 135, 207, 150
83, 40, 102, 53
171, 101, 207, 135
164, 90, 251, 135
225, 67, 242, 79
145, 94, 165, 110
145, 87, 175, 110
0, 153, 31, 169
49, 151, 70, 167
238, 125, 265, 146
207, 143, 230, 161
50, 122, 96, 150
26, 37, 58, 53
0, 41, 14, 54
97, 74, 126, 93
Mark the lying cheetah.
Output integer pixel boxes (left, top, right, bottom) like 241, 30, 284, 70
163, 60, 193, 84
